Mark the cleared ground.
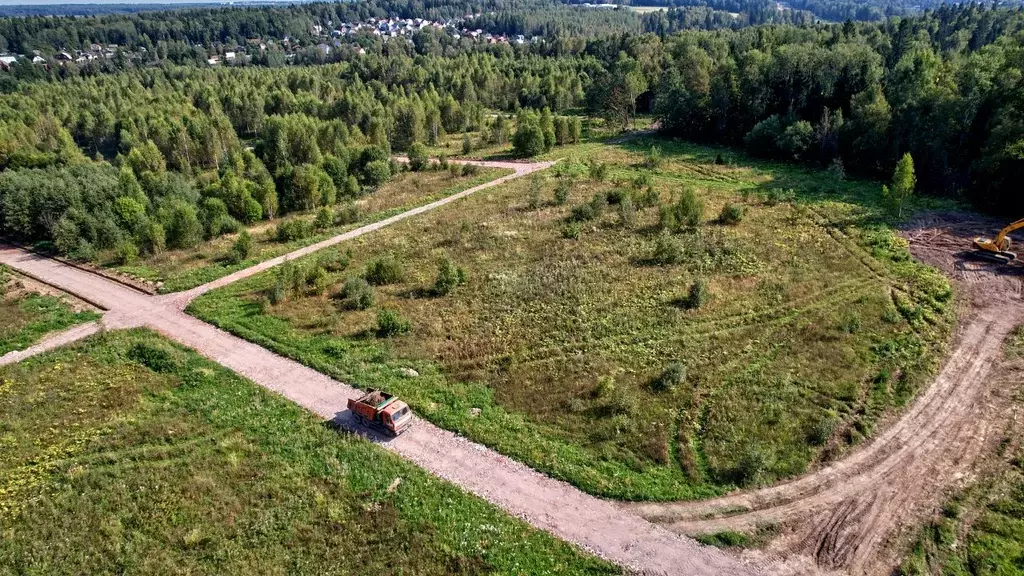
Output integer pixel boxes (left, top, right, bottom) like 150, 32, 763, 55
189, 139, 955, 500
110, 169, 504, 293
0, 265, 98, 355
0, 329, 617, 575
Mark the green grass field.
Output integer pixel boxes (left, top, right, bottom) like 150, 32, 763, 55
0, 329, 615, 575
898, 330, 1024, 575
188, 139, 955, 501
0, 265, 99, 355
109, 168, 505, 293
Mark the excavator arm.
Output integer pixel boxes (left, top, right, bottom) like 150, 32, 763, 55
974, 217, 1024, 263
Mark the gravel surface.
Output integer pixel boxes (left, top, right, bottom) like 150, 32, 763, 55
0, 158, 756, 576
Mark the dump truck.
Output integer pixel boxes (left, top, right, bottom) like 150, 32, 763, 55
347, 389, 413, 436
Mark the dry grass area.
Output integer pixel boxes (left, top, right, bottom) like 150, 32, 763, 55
191, 139, 955, 500
113, 169, 503, 292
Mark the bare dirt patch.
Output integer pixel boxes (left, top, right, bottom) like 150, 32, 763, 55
625, 211, 1024, 576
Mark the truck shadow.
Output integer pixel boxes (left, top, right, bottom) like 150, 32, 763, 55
326, 410, 398, 443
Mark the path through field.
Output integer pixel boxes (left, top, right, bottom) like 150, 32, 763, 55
0, 158, 754, 576
624, 213, 1024, 575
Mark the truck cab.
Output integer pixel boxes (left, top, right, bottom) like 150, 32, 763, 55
381, 400, 413, 435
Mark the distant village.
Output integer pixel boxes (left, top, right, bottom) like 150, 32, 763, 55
0, 14, 537, 70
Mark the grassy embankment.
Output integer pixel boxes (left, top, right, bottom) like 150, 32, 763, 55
898, 326, 1024, 575
0, 329, 616, 574
188, 139, 956, 501
109, 168, 506, 293
0, 265, 99, 355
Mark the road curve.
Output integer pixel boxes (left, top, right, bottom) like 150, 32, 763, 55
0, 158, 756, 576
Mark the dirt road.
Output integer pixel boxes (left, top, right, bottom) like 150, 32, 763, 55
624, 214, 1024, 575
0, 158, 754, 576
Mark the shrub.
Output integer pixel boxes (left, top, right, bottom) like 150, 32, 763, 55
228, 230, 253, 264
333, 202, 360, 225
528, 174, 542, 209
363, 160, 392, 186
314, 206, 333, 230
449, 162, 463, 178
637, 186, 660, 209
651, 232, 684, 265
336, 276, 374, 310
570, 195, 607, 223
128, 342, 177, 373
589, 160, 609, 182
275, 218, 314, 242
376, 308, 411, 337
306, 266, 330, 295
714, 153, 726, 165
462, 134, 472, 155
408, 142, 429, 171
632, 172, 654, 190
807, 414, 837, 446
364, 254, 404, 285
53, 217, 82, 257
562, 221, 582, 239
650, 362, 687, 392
618, 195, 637, 229
512, 121, 545, 157
320, 249, 352, 272
554, 178, 572, 205
606, 188, 630, 205
685, 278, 710, 309
644, 145, 663, 169
462, 163, 480, 176
438, 153, 449, 170
719, 202, 744, 225
735, 446, 770, 487
434, 255, 467, 295
116, 240, 139, 265
241, 196, 263, 224
344, 175, 360, 197
165, 201, 204, 249
660, 188, 704, 232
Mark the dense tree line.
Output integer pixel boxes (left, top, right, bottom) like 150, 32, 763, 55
585, 3, 1024, 214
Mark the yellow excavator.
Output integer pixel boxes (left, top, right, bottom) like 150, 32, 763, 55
974, 217, 1024, 264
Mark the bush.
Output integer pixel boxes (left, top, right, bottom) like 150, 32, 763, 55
363, 160, 392, 186
165, 201, 204, 249
462, 134, 472, 155
344, 175, 361, 198
320, 249, 351, 272
637, 186, 660, 209
376, 308, 411, 337
275, 218, 314, 242
554, 178, 572, 205
336, 276, 374, 310
314, 206, 333, 230
651, 232, 683, 265
644, 145, 663, 169
333, 202, 359, 225
589, 160, 609, 182
116, 240, 139, 265
528, 174, 542, 209
606, 188, 630, 205
651, 362, 687, 392
714, 153, 726, 165
408, 142, 429, 171
449, 162, 463, 178
719, 202, 744, 225
462, 163, 480, 176
512, 121, 546, 157
434, 255, 467, 295
306, 266, 330, 295
228, 230, 253, 264
127, 342, 178, 373
632, 172, 654, 190
364, 254, 404, 285
618, 195, 637, 229
562, 221, 582, 239
807, 414, 837, 446
570, 203, 597, 223
659, 188, 704, 232
735, 446, 770, 487
685, 278, 710, 309
53, 217, 82, 257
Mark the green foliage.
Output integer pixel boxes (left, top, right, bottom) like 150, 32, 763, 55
684, 278, 710, 309
695, 531, 750, 548
336, 277, 374, 310
718, 202, 744, 225
115, 240, 139, 265
376, 308, 411, 338
408, 142, 429, 172
650, 362, 686, 393
364, 254, 404, 285
363, 160, 392, 187
650, 231, 684, 265
527, 174, 542, 210
883, 153, 916, 218
461, 134, 472, 156
314, 206, 333, 230
0, 292, 99, 356
434, 255, 467, 296
127, 341, 178, 373
589, 160, 609, 182
636, 186, 660, 209
165, 201, 203, 250
554, 178, 572, 206
617, 195, 637, 228
275, 218, 314, 242
562, 221, 582, 239
306, 266, 330, 296
512, 117, 546, 158
228, 230, 253, 265
659, 188, 704, 232
644, 145, 663, 169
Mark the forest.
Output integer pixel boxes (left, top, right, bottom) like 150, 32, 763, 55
0, 1, 1022, 264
